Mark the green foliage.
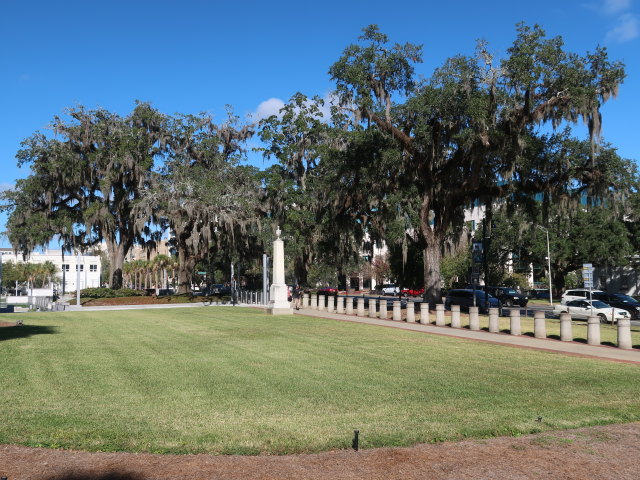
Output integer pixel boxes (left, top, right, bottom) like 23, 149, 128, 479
0, 260, 58, 288
440, 250, 472, 289
307, 263, 338, 287
80, 287, 143, 298
2, 103, 165, 289
328, 23, 626, 304
1, 260, 20, 288
500, 273, 530, 290
565, 271, 581, 289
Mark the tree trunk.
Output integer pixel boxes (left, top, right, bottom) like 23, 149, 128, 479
422, 241, 443, 305
106, 239, 126, 290
177, 250, 196, 294
419, 197, 443, 306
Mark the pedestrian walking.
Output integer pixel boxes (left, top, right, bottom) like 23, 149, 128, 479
293, 284, 302, 310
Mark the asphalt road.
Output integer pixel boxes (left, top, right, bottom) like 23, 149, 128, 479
341, 295, 640, 327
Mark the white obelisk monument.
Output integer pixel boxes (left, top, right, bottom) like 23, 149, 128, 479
267, 226, 292, 315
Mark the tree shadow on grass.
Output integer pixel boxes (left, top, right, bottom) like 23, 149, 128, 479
0, 324, 57, 341
44, 472, 143, 480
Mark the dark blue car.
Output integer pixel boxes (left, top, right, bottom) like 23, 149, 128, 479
445, 289, 502, 314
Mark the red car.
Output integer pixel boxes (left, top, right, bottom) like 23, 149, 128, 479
402, 287, 424, 297
317, 287, 339, 296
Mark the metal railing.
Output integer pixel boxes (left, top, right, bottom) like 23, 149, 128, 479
237, 290, 270, 305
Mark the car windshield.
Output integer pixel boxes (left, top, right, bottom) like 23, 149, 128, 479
591, 300, 610, 309
611, 294, 637, 303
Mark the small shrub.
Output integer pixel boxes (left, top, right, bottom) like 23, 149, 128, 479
115, 288, 144, 297
80, 287, 144, 298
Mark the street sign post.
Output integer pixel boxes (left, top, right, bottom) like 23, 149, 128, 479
582, 263, 594, 289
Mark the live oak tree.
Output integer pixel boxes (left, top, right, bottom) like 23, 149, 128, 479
258, 93, 329, 286
138, 111, 259, 294
487, 136, 638, 293
259, 93, 396, 287
2, 103, 164, 289
329, 24, 625, 303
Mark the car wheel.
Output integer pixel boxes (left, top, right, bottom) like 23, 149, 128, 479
598, 313, 608, 324
504, 299, 513, 307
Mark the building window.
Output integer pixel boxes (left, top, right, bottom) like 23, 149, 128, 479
75, 264, 84, 272
90, 264, 97, 272
62, 264, 70, 272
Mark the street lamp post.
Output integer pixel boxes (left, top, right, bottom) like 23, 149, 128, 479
537, 226, 553, 306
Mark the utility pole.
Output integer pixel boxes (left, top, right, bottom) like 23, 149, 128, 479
76, 251, 81, 308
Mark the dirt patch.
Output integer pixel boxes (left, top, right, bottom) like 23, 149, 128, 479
1, 423, 639, 480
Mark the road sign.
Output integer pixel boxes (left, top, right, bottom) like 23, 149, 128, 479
582, 263, 594, 288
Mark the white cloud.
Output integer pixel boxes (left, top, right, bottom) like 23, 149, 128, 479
250, 98, 285, 121
602, 0, 631, 14
605, 12, 639, 42
250, 93, 341, 123
0, 183, 14, 193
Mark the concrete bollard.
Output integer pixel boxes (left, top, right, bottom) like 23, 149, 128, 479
617, 318, 632, 350
488, 307, 500, 333
318, 294, 326, 311
435, 304, 446, 326
310, 294, 317, 310
369, 298, 377, 318
419, 303, 429, 324
327, 295, 335, 313
509, 308, 521, 335
393, 301, 402, 321
587, 316, 601, 346
336, 296, 344, 314
469, 306, 480, 331
345, 297, 353, 315
450, 304, 461, 328
379, 300, 388, 320
560, 313, 573, 342
533, 310, 546, 339
406, 302, 415, 323
303, 293, 309, 308
357, 298, 365, 317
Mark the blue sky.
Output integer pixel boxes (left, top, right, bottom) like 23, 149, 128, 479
1, 0, 638, 247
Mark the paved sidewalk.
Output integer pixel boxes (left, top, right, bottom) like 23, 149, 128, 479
61, 303, 253, 312
295, 307, 640, 364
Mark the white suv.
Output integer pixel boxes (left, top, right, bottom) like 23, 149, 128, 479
560, 289, 604, 305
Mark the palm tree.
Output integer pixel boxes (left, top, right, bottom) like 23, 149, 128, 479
122, 262, 133, 289
152, 254, 171, 291
16, 262, 38, 296
38, 261, 58, 288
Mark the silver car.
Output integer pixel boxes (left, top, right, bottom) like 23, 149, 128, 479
554, 299, 630, 323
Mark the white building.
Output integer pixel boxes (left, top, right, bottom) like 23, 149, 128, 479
0, 248, 101, 293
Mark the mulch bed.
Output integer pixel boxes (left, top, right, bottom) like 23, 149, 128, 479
1, 423, 639, 480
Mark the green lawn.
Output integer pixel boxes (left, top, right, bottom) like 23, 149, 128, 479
1, 307, 639, 455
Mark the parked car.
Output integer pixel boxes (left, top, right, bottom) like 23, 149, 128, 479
445, 289, 501, 314
590, 292, 640, 320
553, 299, 630, 323
317, 287, 339, 296
375, 284, 400, 296
401, 287, 424, 297
560, 289, 605, 305
210, 284, 231, 295
478, 286, 528, 307
530, 288, 550, 300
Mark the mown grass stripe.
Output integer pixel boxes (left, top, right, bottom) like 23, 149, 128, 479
0, 307, 639, 454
